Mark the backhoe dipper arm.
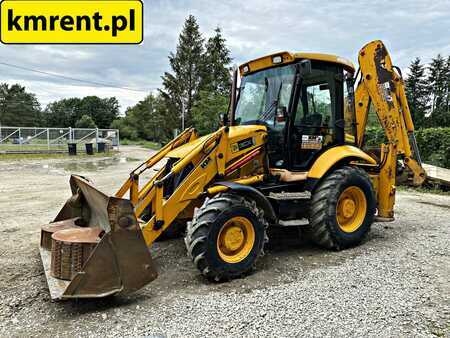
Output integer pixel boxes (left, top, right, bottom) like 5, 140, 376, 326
354, 40, 426, 186
354, 41, 426, 219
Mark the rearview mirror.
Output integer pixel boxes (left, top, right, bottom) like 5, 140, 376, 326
219, 112, 229, 127
299, 60, 312, 76
345, 73, 355, 94
276, 106, 287, 123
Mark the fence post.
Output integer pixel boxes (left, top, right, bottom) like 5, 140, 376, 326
69, 127, 72, 142
18, 127, 22, 148
47, 128, 50, 150
117, 129, 120, 150
95, 128, 99, 144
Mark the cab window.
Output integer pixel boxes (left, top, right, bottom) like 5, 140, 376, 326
295, 83, 332, 129
290, 61, 341, 169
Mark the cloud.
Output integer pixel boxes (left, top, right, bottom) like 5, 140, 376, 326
0, 0, 448, 114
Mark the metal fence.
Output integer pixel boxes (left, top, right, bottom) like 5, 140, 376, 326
0, 126, 119, 152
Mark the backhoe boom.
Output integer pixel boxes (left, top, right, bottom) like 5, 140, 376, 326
354, 40, 426, 218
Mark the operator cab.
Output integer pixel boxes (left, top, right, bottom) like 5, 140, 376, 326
233, 52, 356, 171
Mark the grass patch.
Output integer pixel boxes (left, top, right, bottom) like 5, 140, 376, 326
0, 151, 118, 161
120, 139, 161, 150
398, 185, 450, 196
0, 145, 66, 151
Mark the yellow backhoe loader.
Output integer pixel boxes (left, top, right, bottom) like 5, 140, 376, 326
39, 40, 426, 299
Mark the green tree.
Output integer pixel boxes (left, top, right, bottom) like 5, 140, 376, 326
152, 94, 179, 142
44, 97, 82, 127
445, 56, 450, 119
405, 58, 429, 127
75, 114, 97, 128
0, 83, 41, 126
124, 94, 166, 141
201, 27, 232, 95
44, 96, 119, 128
428, 54, 450, 127
111, 94, 177, 143
110, 117, 138, 140
192, 90, 228, 135
160, 15, 205, 131
191, 27, 232, 134
78, 96, 119, 128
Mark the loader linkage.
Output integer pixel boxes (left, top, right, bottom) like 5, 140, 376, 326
39, 126, 264, 299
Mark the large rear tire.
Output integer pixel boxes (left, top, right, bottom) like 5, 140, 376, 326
185, 192, 267, 281
307, 166, 376, 250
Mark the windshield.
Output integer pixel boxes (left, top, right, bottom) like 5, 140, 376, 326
234, 64, 296, 126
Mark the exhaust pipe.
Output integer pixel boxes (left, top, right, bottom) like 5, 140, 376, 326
39, 175, 157, 300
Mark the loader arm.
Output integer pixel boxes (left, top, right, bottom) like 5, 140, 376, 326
354, 40, 426, 218
111, 126, 265, 246
114, 127, 199, 204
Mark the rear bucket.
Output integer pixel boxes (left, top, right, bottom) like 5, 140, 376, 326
39, 175, 157, 300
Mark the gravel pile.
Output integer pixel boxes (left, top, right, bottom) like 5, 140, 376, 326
0, 148, 448, 337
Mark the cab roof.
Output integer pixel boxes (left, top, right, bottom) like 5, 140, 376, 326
239, 51, 355, 75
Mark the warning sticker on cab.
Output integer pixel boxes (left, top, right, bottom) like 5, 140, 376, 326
301, 135, 323, 150
0, 0, 143, 44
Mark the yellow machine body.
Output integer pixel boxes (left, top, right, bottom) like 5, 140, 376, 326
39, 40, 426, 300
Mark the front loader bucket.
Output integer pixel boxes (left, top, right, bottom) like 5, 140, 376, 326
39, 175, 157, 300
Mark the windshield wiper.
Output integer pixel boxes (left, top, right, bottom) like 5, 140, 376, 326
260, 82, 283, 121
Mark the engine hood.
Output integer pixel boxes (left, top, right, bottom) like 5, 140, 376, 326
166, 125, 267, 159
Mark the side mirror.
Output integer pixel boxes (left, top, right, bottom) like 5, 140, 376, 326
299, 59, 312, 76
219, 112, 229, 127
345, 73, 355, 94
276, 106, 287, 123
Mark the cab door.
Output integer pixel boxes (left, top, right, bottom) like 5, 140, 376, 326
288, 62, 344, 170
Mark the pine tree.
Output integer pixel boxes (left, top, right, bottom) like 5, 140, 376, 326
445, 56, 450, 119
192, 90, 229, 135
405, 58, 428, 127
201, 27, 232, 95
428, 54, 449, 126
191, 27, 232, 135
160, 15, 205, 130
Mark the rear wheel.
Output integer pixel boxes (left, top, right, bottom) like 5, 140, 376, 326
185, 193, 267, 281
307, 166, 376, 250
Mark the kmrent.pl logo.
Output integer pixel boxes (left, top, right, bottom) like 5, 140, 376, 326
0, 0, 143, 44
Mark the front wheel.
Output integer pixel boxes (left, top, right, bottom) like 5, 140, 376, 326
185, 193, 267, 281
307, 166, 376, 250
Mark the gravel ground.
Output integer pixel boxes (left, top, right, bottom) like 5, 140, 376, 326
0, 146, 449, 337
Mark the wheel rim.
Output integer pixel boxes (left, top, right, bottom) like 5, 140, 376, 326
217, 216, 255, 263
336, 186, 367, 233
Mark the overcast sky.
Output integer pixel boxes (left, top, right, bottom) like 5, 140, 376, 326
0, 0, 449, 113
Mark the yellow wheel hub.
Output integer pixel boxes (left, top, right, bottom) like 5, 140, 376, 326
217, 216, 255, 263
336, 186, 367, 233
